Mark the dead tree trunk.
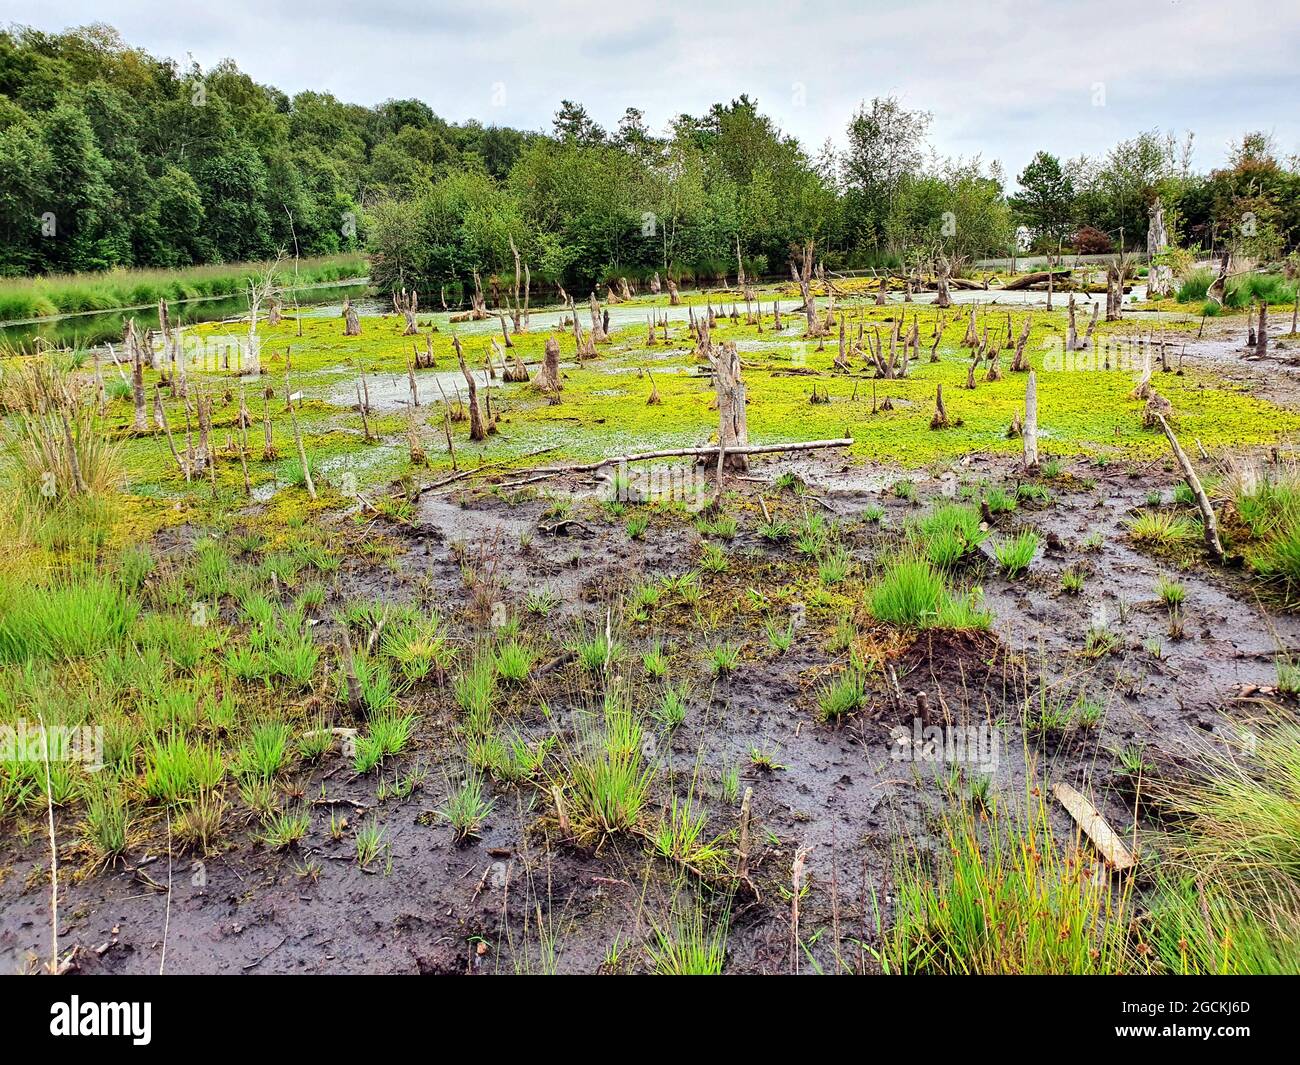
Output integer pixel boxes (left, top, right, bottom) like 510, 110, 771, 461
1155, 413, 1223, 562
934, 255, 953, 309
707, 340, 749, 472
666, 278, 681, 306
1207, 248, 1231, 307
795, 240, 823, 336
508, 236, 526, 333
1257, 302, 1268, 359
343, 298, 361, 336
246, 252, 283, 373
289, 405, 317, 500
535, 336, 562, 394
127, 319, 148, 432
394, 288, 419, 335
1023, 371, 1039, 470
1146, 200, 1172, 298
1010, 316, 1032, 371
453, 335, 488, 441
930, 383, 950, 429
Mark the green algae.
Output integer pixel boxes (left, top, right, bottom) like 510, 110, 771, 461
8, 296, 1295, 539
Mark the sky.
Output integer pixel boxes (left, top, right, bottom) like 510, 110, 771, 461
7, 0, 1299, 183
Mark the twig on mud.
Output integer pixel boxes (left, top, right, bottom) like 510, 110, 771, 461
790, 846, 810, 975
311, 796, 368, 810
242, 935, 288, 972
160, 809, 173, 975
38, 712, 59, 975
533, 650, 574, 676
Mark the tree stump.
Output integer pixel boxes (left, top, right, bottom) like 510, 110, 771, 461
708, 340, 749, 472
930, 384, 950, 429
394, 289, 419, 335
1023, 371, 1039, 469
534, 336, 562, 394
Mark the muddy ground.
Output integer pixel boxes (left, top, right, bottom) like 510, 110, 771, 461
2, 317, 1298, 975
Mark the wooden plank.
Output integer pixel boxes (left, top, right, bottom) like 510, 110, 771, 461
1051, 781, 1137, 871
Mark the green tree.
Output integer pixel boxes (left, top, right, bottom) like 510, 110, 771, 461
1012, 151, 1075, 246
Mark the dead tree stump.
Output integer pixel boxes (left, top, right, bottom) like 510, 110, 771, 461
453, 335, 488, 441
707, 340, 749, 472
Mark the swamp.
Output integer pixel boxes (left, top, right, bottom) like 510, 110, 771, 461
2, 15, 1300, 979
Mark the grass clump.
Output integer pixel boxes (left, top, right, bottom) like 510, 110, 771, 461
353, 711, 415, 773
0, 574, 138, 662
81, 780, 131, 860
143, 736, 223, 804
560, 695, 654, 843
438, 773, 495, 841
869, 555, 990, 630
493, 639, 534, 684
994, 530, 1039, 577
914, 503, 987, 568
261, 807, 310, 850
878, 788, 1133, 974
817, 668, 868, 722
653, 682, 690, 729
707, 642, 741, 676
1126, 509, 1196, 547
647, 897, 729, 975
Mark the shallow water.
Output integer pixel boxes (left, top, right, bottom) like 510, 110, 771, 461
0, 281, 372, 353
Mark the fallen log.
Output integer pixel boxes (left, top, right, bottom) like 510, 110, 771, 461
1000, 269, 1071, 291
520, 438, 855, 476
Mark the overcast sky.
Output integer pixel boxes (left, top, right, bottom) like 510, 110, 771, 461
8, 0, 1299, 182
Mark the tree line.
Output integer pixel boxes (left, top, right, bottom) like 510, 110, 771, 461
1, 24, 1296, 296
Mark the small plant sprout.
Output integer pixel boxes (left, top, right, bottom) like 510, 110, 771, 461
525, 587, 560, 617
1060, 567, 1085, 595
438, 774, 495, 841
355, 819, 388, 867
653, 682, 690, 729
700, 542, 729, 573
643, 640, 669, 679
261, 807, 310, 850
707, 642, 741, 675
765, 616, 795, 653
750, 746, 786, 772
1155, 576, 1186, 610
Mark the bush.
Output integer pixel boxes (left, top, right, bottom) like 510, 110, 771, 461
1072, 225, 1113, 255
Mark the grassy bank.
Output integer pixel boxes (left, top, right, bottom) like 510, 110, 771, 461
0, 255, 368, 322
1176, 268, 1298, 314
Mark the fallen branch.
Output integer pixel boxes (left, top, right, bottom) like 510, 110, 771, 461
520, 438, 854, 477
1154, 413, 1224, 562
1051, 782, 1137, 871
